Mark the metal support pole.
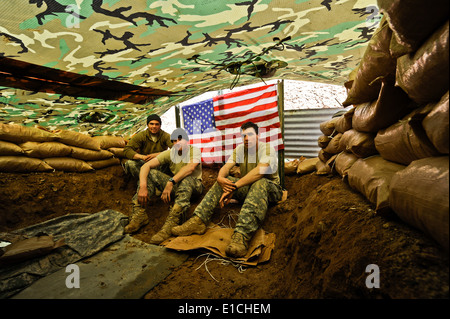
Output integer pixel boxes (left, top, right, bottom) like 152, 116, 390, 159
277, 80, 285, 189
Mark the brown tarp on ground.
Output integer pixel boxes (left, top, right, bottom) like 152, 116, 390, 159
162, 225, 275, 266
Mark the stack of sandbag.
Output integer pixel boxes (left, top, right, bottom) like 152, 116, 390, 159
0, 123, 127, 173
284, 156, 321, 176
334, 1, 449, 251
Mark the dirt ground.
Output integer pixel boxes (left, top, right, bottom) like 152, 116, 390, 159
0, 164, 448, 299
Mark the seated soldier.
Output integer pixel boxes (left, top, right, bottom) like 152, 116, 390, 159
123, 114, 173, 179
124, 128, 203, 245
172, 121, 283, 258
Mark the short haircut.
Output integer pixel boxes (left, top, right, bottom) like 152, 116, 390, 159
170, 127, 189, 141
240, 121, 259, 135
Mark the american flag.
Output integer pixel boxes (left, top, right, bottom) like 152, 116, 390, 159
181, 83, 284, 163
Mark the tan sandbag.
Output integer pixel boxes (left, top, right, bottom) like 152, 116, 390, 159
284, 159, 300, 175
0, 156, 53, 172
319, 117, 340, 137
53, 129, 100, 151
339, 129, 377, 158
318, 135, 331, 149
0, 140, 24, 156
70, 146, 113, 161
347, 155, 405, 212
92, 135, 126, 149
108, 147, 126, 158
378, 0, 449, 53
0, 123, 55, 144
343, 17, 396, 106
352, 77, 413, 133
389, 156, 449, 251
422, 91, 449, 154
375, 106, 440, 165
315, 158, 330, 175
0, 235, 65, 266
162, 226, 275, 266
396, 21, 449, 104
87, 157, 121, 170
44, 157, 94, 172
323, 133, 343, 155
334, 107, 354, 133
19, 141, 72, 158
334, 151, 358, 178
297, 157, 319, 174
318, 149, 332, 163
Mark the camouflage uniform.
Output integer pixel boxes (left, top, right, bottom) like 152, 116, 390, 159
193, 141, 283, 239
123, 129, 173, 179
132, 168, 203, 214
193, 176, 282, 239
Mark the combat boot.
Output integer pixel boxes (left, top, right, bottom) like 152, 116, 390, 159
171, 215, 207, 236
124, 206, 149, 234
150, 203, 185, 244
225, 232, 250, 258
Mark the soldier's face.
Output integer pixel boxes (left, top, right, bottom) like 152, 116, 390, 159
242, 128, 258, 149
147, 120, 161, 134
173, 138, 188, 152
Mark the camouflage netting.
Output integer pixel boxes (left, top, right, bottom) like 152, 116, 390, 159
1, 0, 381, 136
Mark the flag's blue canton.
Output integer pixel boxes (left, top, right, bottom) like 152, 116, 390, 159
182, 98, 216, 135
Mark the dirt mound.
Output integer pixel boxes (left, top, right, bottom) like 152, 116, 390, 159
0, 165, 448, 298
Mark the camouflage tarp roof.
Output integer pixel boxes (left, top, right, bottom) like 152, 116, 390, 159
0, 0, 381, 137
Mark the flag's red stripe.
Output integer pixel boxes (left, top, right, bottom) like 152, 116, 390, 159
215, 112, 281, 130
213, 90, 277, 111
214, 101, 278, 121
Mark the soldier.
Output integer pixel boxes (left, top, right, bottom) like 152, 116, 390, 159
172, 121, 283, 258
124, 128, 203, 245
123, 114, 173, 179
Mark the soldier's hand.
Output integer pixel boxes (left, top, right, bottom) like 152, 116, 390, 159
219, 191, 233, 208
138, 188, 148, 206
218, 176, 236, 193
161, 182, 173, 204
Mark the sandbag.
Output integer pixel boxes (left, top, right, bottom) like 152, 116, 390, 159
53, 129, 101, 151
0, 156, 53, 172
347, 155, 405, 212
342, 17, 396, 106
318, 149, 332, 163
297, 157, 319, 174
0, 123, 55, 144
378, 0, 449, 53
92, 135, 127, 150
318, 135, 331, 148
339, 129, 377, 158
108, 147, 126, 158
334, 151, 358, 178
70, 146, 113, 161
87, 157, 121, 170
319, 117, 340, 137
389, 156, 449, 251
284, 158, 301, 175
323, 133, 343, 154
0, 141, 24, 156
19, 141, 72, 158
43, 157, 94, 172
334, 107, 354, 133
422, 91, 449, 154
315, 155, 337, 175
352, 77, 412, 133
375, 106, 440, 165
396, 21, 449, 104
315, 159, 330, 175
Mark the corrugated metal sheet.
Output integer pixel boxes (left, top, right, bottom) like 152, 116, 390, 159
283, 108, 342, 159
